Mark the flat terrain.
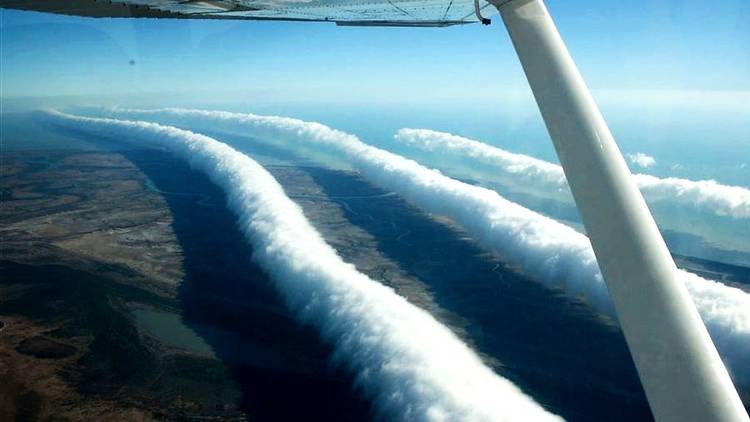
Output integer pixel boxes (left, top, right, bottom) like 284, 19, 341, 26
0, 150, 243, 420
1, 150, 183, 297
2, 144, 747, 421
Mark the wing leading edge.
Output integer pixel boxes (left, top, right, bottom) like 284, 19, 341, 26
0, 0, 495, 26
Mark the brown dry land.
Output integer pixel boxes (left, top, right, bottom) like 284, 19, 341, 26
0, 150, 243, 421
1, 150, 183, 297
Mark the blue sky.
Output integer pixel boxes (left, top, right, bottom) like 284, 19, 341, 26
1, 0, 748, 105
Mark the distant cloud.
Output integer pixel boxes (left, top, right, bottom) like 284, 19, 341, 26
627, 152, 656, 169
393, 129, 750, 219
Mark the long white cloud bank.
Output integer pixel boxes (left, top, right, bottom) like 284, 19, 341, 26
98, 107, 750, 382
394, 128, 750, 220
45, 110, 560, 421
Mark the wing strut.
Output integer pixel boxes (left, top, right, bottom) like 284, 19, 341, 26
491, 1, 749, 421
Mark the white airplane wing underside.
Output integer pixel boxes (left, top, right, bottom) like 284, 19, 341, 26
0, 0, 494, 26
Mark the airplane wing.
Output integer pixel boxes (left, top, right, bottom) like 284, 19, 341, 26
0, 0, 495, 26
